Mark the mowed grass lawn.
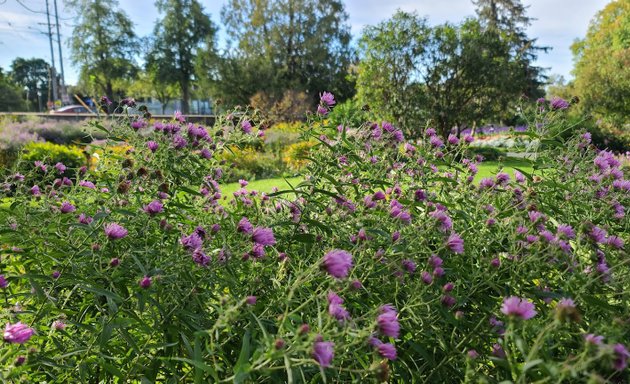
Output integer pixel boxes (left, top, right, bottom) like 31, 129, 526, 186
221, 158, 535, 195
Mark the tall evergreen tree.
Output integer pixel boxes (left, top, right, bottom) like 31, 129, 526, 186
67, 0, 139, 101
147, 0, 216, 114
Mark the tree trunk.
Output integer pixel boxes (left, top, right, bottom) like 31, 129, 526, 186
106, 81, 114, 104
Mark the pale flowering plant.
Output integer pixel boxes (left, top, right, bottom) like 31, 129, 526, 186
0, 94, 627, 382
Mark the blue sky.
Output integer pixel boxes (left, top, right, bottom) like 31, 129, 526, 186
0, 0, 609, 85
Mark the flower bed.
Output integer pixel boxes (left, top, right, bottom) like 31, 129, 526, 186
0, 96, 627, 382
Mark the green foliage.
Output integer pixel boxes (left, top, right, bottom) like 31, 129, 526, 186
67, 0, 139, 101
571, 0, 630, 127
282, 140, 316, 171
216, 0, 355, 107
357, 9, 546, 138
20, 142, 86, 171
9, 58, 50, 112
0, 67, 27, 112
148, 0, 216, 114
0, 101, 628, 382
221, 146, 284, 181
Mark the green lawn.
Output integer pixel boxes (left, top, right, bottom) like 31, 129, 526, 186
220, 157, 536, 195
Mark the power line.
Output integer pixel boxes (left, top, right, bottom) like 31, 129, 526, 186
14, 0, 46, 15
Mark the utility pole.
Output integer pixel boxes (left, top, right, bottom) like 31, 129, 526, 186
53, 0, 67, 104
45, 0, 58, 107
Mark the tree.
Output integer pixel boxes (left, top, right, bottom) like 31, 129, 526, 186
473, 0, 548, 101
571, 0, 629, 125
10, 58, 50, 111
356, 12, 429, 133
129, 70, 181, 114
358, 12, 534, 138
148, 0, 216, 114
0, 68, 27, 112
217, 0, 355, 107
67, 0, 139, 101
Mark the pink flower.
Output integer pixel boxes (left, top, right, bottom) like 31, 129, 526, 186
320, 91, 336, 106
584, 333, 604, 345
501, 296, 537, 320
60, 202, 76, 214
3, 322, 34, 344
322, 249, 353, 279
241, 120, 252, 134
446, 233, 464, 254
246, 295, 257, 305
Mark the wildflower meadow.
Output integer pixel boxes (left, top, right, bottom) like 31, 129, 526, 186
0, 94, 628, 383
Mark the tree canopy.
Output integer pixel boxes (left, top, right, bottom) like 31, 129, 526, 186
147, 0, 216, 114
10, 58, 50, 111
571, 0, 629, 125
67, 0, 139, 101
216, 0, 355, 107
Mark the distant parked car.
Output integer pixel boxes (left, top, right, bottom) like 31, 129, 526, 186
50, 105, 93, 114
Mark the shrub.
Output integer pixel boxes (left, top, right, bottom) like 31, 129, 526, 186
221, 146, 284, 181
0, 99, 628, 383
282, 140, 316, 171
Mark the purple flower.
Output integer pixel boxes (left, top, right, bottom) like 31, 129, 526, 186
252, 227, 276, 246
30, 185, 41, 196
316, 105, 328, 116
60, 202, 76, 214
104, 223, 128, 240
584, 334, 604, 345
377, 305, 400, 338
237, 217, 253, 235
501, 296, 537, 320
172, 134, 188, 149
139, 276, 152, 289
589, 225, 607, 244
192, 249, 210, 266
52, 320, 66, 331
514, 170, 526, 183
441, 295, 456, 308
430, 210, 452, 232
446, 233, 464, 254
143, 200, 164, 216
55, 162, 66, 174
327, 291, 350, 321
495, 172, 510, 185
78, 213, 93, 224
312, 340, 334, 367
101, 96, 112, 106
174, 110, 185, 122
181, 232, 202, 251
147, 141, 159, 152
322, 249, 353, 279
109, 258, 120, 267
421, 271, 433, 285
447, 134, 459, 145
430, 135, 444, 148
376, 342, 397, 360
606, 235, 624, 249
79, 180, 96, 189
402, 259, 416, 274
0, 275, 7, 288
241, 120, 252, 134
550, 97, 569, 110
557, 224, 575, 239
613, 344, 629, 371
320, 91, 336, 106
246, 295, 257, 305
479, 178, 495, 189
3, 322, 34, 344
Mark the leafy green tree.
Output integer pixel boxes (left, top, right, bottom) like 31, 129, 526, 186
358, 9, 545, 138
0, 68, 27, 112
66, 0, 139, 101
356, 12, 429, 133
571, 0, 629, 126
9, 58, 50, 111
217, 0, 355, 107
147, 0, 216, 114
